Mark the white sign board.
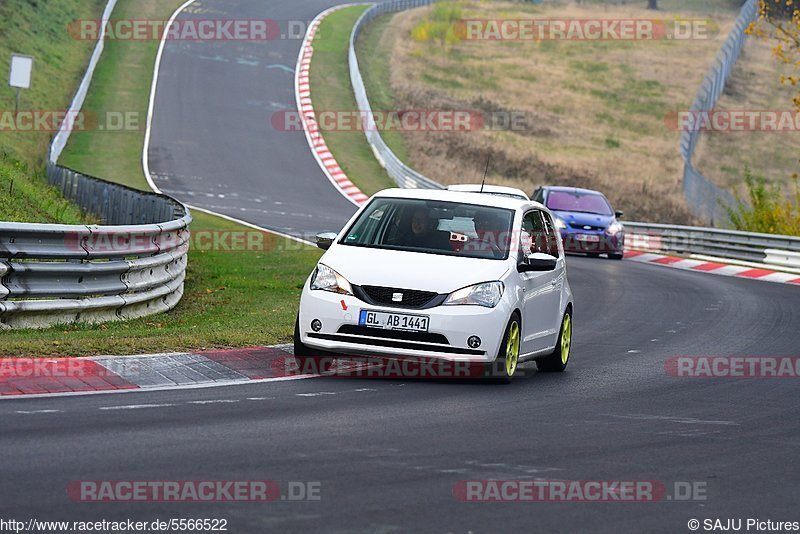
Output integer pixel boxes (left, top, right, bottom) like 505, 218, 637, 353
9, 54, 33, 89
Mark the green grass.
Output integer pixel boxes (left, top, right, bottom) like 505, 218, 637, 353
421, 72, 466, 90
1, 0, 322, 356
310, 6, 395, 196
0, 0, 104, 222
569, 60, 610, 75
0, 151, 87, 223
356, 13, 414, 164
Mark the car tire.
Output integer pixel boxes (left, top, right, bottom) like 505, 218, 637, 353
537, 310, 572, 372
488, 313, 521, 383
293, 317, 334, 374
608, 252, 624, 260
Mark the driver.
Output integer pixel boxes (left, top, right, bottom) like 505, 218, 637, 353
395, 207, 450, 250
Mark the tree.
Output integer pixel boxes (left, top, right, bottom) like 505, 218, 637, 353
747, 0, 800, 110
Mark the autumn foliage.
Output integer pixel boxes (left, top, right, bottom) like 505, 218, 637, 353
747, 0, 800, 110
724, 168, 800, 235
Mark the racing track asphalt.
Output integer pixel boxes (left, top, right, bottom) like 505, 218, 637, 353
2, 257, 799, 532
2, 0, 799, 532
147, 0, 358, 238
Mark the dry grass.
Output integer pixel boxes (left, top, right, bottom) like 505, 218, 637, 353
380, 0, 745, 222
694, 22, 800, 199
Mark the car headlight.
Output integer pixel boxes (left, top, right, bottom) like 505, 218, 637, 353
553, 216, 567, 230
443, 281, 504, 308
310, 263, 353, 295
606, 222, 623, 235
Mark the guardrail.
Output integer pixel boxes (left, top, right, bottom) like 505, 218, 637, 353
0, 0, 192, 330
350, 0, 443, 190
680, 0, 759, 225
0, 165, 191, 330
624, 221, 800, 268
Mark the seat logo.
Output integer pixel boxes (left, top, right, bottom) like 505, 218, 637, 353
392, 292, 403, 302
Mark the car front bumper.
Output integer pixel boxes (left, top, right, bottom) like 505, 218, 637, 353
298, 283, 513, 364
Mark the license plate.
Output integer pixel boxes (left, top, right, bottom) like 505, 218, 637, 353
575, 234, 600, 242
359, 310, 430, 332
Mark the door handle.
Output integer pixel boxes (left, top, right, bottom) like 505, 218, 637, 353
551, 280, 557, 287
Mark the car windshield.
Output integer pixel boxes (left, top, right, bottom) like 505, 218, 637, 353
340, 197, 515, 260
546, 190, 612, 215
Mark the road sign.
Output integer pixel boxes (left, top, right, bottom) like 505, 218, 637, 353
9, 54, 33, 89
8, 54, 33, 115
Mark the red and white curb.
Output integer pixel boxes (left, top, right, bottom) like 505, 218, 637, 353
0, 346, 310, 399
295, 4, 369, 206
625, 250, 800, 286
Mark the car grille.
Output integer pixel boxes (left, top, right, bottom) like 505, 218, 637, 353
338, 325, 450, 345
356, 285, 441, 309
568, 222, 605, 232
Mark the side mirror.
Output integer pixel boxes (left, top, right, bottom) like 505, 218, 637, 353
615, 210, 624, 219
315, 232, 338, 250
518, 252, 558, 272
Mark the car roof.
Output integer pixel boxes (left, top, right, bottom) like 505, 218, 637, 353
446, 184, 530, 200
540, 186, 607, 197
372, 188, 545, 211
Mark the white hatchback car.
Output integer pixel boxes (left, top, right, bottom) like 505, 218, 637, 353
295, 188, 574, 382
447, 183, 530, 201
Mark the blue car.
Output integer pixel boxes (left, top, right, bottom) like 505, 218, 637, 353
532, 186, 625, 260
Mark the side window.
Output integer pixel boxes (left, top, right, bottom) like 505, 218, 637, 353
345, 203, 383, 245
521, 211, 547, 256
539, 212, 561, 258
532, 188, 544, 204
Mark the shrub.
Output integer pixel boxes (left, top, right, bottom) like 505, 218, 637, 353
723, 168, 800, 236
410, 2, 464, 47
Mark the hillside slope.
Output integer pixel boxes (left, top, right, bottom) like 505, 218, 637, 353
0, 0, 104, 222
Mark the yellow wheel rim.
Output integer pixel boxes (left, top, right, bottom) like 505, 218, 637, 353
505, 320, 520, 377
560, 314, 572, 365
